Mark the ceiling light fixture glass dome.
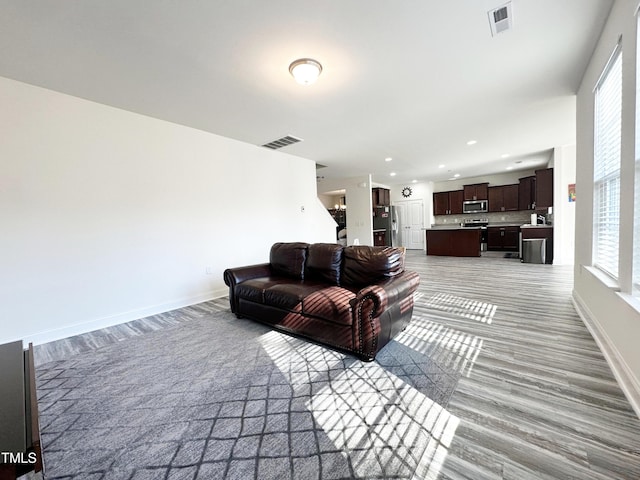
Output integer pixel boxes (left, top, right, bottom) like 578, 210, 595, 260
289, 58, 322, 85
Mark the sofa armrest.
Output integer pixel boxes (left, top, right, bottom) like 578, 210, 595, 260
351, 271, 420, 360
223, 263, 272, 287
354, 270, 421, 318
223, 263, 272, 314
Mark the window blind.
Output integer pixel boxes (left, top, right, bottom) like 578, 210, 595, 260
593, 49, 622, 278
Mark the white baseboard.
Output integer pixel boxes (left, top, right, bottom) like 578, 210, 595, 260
23, 287, 228, 346
572, 291, 640, 420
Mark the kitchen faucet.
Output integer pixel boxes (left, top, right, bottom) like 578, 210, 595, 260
537, 214, 546, 225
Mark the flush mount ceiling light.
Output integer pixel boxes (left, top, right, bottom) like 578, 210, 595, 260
289, 58, 322, 85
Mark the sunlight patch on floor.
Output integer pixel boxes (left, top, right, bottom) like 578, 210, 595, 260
259, 330, 460, 479
395, 320, 484, 378
423, 292, 497, 324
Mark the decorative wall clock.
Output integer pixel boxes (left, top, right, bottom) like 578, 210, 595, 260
401, 186, 412, 198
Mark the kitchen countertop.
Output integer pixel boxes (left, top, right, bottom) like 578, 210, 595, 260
424, 226, 483, 230
520, 224, 553, 229
428, 223, 554, 230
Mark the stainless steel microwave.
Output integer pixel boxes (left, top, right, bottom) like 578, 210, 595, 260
463, 199, 488, 214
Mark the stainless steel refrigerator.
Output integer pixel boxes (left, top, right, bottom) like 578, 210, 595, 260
390, 205, 404, 248
373, 205, 405, 247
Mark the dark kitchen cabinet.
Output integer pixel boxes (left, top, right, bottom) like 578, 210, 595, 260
503, 185, 519, 211
535, 168, 554, 210
487, 226, 519, 251
463, 183, 489, 201
519, 176, 536, 210
373, 230, 387, 246
372, 188, 390, 207
488, 185, 519, 212
433, 192, 449, 215
433, 190, 463, 215
426, 229, 481, 257
449, 190, 463, 214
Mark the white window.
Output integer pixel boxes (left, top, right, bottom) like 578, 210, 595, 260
593, 48, 622, 278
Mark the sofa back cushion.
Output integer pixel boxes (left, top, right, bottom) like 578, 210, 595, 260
305, 243, 344, 285
342, 246, 405, 286
270, 242, 309, 279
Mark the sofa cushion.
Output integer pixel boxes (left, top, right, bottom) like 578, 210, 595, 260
302, 286, 355, 326
270, 242, 309, 279
305, 243, 344, 285
342, 246, 405, 286
263, 282, 325, 312
235, 277, 287, 303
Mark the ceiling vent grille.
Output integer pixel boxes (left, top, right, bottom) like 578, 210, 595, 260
261, 135, 303, 150
488, 2, 512, 36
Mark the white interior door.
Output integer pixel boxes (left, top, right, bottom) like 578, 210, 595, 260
394, 200, 424, 250
394, 204, 409, 248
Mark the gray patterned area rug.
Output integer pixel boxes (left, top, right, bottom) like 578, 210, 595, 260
36, 310, 462, 479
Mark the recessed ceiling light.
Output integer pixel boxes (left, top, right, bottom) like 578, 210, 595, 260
385, 157, 392, 162
506, 166, 513, 170
289, 58, 322, 85
438, 164, 445, 169
454, 173, 460, 178
390, 172, 397, 176
501, 153, 510, 158
466, 140, 477, 146
412, 179, 418, 183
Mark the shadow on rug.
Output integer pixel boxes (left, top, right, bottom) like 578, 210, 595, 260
36, 310, 464, 479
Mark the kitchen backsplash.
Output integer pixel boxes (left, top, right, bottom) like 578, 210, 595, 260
434, 211, 535, 226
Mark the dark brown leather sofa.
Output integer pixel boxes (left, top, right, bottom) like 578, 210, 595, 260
223, 242, 420, 361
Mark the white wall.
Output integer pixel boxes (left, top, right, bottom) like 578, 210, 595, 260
344, 176, 373, 246
574, 0, 640, 415
0, 76, 336, 345
318, 193, 344, 210
318, 176, 373, 246
550, 145, 576, 265
390, 181, 434, 229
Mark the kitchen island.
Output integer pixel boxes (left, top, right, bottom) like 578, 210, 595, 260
425, 227, 481, 257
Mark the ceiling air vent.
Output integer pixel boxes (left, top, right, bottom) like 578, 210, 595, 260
488, 2, 512, 36
261, 135, 303, 150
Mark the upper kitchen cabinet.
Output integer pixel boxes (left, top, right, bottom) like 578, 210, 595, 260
433, 190, 463, 215
449, 190, 463, 214
518, 176, 536, 211
535, 168, 554, 210
372, 188, 390, 207
463, 183, 489, 201
488, 184, 519, 212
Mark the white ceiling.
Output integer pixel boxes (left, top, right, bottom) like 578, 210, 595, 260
0, 0, 613, 185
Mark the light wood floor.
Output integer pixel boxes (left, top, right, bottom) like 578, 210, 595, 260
34, 250, 640, 479
405, 251, 640, 479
